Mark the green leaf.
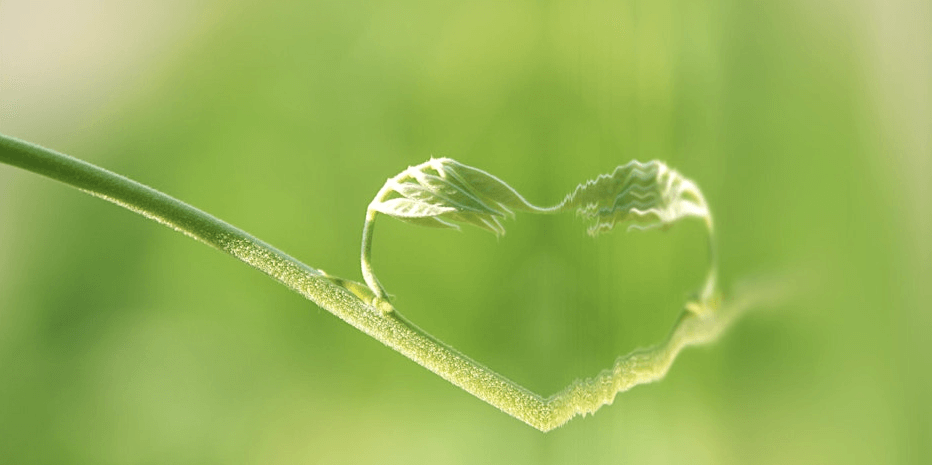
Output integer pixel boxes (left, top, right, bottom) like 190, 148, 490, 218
560, 160, 712, 236
431, 158, 539, 214
370, 197, 457, 218
367, 158, 542, 237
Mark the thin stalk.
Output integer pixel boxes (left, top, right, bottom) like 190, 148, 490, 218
361, 182, 394, 309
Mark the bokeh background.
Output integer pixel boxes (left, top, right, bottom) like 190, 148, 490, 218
1, 0, 929, 463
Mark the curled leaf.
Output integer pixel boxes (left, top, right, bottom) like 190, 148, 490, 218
370, 197, 457, 219
560, 160, 712, 236
367, 158, 543, 237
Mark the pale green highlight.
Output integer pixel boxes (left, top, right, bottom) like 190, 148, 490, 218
1, 134, 765, 431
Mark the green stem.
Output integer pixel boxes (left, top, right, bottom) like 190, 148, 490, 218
0, 133, 766, 432
0, 135, 309, 274
360, 183, 394, 309
0, 133, 547, 427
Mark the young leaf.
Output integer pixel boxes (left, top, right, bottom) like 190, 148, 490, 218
370, 197, 457, 219
560, 160, 712, 236
367, 158, 545, 238
431, 158, 542, 214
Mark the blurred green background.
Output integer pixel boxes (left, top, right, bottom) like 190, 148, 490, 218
1, 0, 929, 463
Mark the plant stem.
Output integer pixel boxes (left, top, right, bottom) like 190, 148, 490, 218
360, 182, 394, 309
0, 133, 550, 427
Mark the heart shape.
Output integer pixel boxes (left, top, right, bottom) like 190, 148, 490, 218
343, 158, 730, 430
0, 135, 760, 432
